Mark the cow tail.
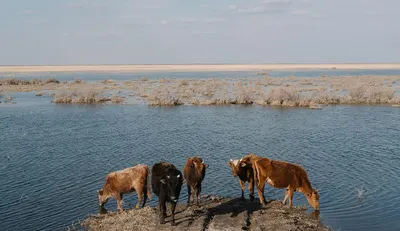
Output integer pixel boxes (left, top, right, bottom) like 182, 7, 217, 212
146, 168, 152, 199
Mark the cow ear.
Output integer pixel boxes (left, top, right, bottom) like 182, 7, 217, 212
228, 161, 232, 166
240, 162, 246, 167
97, 190, 103, 196
204, 164, 209, 169
160, 179, 166, 184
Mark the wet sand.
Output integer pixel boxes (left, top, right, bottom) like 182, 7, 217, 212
1, 63, 400, 73
82, 196, 328, 231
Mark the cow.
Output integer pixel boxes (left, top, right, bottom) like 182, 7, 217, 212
228, 159, 255, 201
240, 153, 320, 210
183, 156, 209, 206
151, 161, 183, 226
97, 164, 152, 212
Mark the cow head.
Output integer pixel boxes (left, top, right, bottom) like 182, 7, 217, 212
97, 189, 109, 207
239, 154, 257, 167
306, 189, 320, 210
228, 159, 240, 177
160, 173, 183, 203
191, 157, 209, 172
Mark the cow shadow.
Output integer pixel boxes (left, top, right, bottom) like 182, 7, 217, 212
173, 197, 267, 226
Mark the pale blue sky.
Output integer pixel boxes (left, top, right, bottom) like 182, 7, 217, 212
0, 0, 399, 65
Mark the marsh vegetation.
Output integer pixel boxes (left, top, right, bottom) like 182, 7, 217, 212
1, 75, 400, 107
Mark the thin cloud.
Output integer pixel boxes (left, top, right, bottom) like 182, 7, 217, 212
179, 18, 225, 24
292, 10, 309, 15
160, 20, 169, 25
16, 9, 33, 15
228, 5, 237, 10
364, 11, 380, 16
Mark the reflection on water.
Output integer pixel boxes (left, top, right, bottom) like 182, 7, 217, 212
0, 104, 399, 231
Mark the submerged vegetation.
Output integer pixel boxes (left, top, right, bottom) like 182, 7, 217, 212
1, 75, 400, 107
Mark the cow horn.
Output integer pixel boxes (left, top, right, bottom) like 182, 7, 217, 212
202, 160, 204, 164
230, 159, 233, 162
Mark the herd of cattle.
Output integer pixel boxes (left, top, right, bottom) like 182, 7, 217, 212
97, 154, 320, 226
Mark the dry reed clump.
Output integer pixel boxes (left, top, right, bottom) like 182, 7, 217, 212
231, 82, 254, 104
311, 90, 341, 105
53, 90, 109, 104
300, 78, 314, 85
343, 85, 395, 104
265, 87, 301, 106
73, 79, 84, 84
102, 79, 115, 84
110, 95, 125, 104
0, 78, 59, 86
147, 86, 183, 106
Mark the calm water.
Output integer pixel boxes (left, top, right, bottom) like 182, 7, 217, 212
1, 71, 400, 231
3, 68, 400, 81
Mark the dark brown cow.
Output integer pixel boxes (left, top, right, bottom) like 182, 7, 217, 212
97, 164, 152, 212
240, 154, 320, 210
228, 159, 255, 201
183, 156, 209, 205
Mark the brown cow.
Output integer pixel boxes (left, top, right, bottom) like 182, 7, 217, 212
240, 154, 320, 210
228, 159, 255, 201
183, 156, 209, 205
97, 164, 152, 212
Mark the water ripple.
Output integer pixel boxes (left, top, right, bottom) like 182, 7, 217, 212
0, 105, 399, 231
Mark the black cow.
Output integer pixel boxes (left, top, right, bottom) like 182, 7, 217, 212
151, 161, 183, 226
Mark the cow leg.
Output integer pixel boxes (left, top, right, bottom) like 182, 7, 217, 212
239, 180, 245, 200
282, 188, 289, 206
116, 193, 123, 212
187, 185, 192, 205
257, 181, 267, 206
159, 197, 166, 224
288, 188, 295, 208
196, 184, 201, 206
171, 202, 177, 226
191, 186, 196, 202
249, 179, 255, 201
142, 191, 148, 208
136, 190, 143, 209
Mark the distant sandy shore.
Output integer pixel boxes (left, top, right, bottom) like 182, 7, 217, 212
1, 63, 400, 73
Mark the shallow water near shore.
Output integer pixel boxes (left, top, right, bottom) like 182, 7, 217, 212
1, 71, 400, 231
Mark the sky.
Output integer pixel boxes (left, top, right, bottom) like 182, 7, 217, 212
0, 0, 399, 65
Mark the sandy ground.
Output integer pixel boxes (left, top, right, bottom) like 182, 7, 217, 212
1, 63, 400, 73
81, 196, 329, 231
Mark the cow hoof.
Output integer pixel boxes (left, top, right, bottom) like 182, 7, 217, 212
249, 195, 255, 201
240, 197, 245, 201
171, 222, 177, 226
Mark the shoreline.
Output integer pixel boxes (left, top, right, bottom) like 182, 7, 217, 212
1, 63, 400, 73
